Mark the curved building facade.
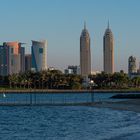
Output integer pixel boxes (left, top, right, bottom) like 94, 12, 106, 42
80, 23, 91, 77
31, 40, 47, 72
103, 23, 114, 74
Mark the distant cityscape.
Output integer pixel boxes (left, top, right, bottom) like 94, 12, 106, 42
0, 22, 140, 79
0, 40, 47, 76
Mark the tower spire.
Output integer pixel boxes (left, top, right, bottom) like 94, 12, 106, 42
108, 20, 110, 29
84, 21, 86, 29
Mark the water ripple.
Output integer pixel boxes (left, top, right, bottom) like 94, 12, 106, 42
0, 106, 139, 140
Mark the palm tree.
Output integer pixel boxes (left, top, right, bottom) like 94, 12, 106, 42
131, 77, 140, 87
9, 74, 18, 88
112, 72, 129, 88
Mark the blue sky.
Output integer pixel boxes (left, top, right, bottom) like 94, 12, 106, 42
0, 0, 140, 72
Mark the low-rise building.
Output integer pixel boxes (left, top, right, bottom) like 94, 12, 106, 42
64, 65, 80, 75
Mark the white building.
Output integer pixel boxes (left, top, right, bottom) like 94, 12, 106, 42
64, 65, 80, 75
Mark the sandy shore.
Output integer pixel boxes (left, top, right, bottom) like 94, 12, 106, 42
93, 99, 140, 113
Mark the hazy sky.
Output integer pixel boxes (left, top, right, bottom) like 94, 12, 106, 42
0, 0, 140, 72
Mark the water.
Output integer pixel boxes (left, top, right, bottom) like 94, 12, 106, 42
0, 106, 140, 140
0, 93, 140, 139
0, 93, 121, 105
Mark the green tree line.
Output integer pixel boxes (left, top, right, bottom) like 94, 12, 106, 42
89, 72, 140, 89
0, 70, 140, 89
7, 70, 82, 89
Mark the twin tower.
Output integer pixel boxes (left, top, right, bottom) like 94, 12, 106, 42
80, 22, 114, 77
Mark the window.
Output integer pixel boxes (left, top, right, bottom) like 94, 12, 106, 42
11, 59, 14, 66
39, 48, 43, 54
11, 48, 14, 54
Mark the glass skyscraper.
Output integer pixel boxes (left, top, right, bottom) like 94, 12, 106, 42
31, 40, 47, 72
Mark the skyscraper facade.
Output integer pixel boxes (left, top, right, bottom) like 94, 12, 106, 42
31, 40, 47, 72
103, 23, 114, 74
128, 56, 137, 75
25, 54, 32, 71
19, 43, 25, 73
4, 42, 22, 75
0, 45, 9, 76
80, 23, 91, 77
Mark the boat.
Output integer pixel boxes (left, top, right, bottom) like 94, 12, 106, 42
3, 93, 6, 98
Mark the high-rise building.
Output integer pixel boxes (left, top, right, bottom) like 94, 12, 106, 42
128, 56, 137, 75
80, 23, 91, 77
103, 22, 114, 74
25, 54, 32, 71
31, 40, 47, 72
4, 42, 21, 74
0, 42, 25, 76
19, 43, 25, 73
0, 45, 9, 76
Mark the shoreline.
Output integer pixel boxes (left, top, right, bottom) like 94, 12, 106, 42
0, 88, 140, 113
0, 98, 139, 113
0, 89, 140, 93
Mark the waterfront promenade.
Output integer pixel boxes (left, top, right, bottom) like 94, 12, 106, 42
0, 89, 140, 94
0, 89, 93, 94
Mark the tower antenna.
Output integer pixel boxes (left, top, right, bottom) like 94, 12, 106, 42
84, 21, 86, 29
108, 20, 110, 29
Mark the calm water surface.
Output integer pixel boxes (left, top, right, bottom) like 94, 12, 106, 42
0, 105, 140, 140
0, 93, 123, 104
